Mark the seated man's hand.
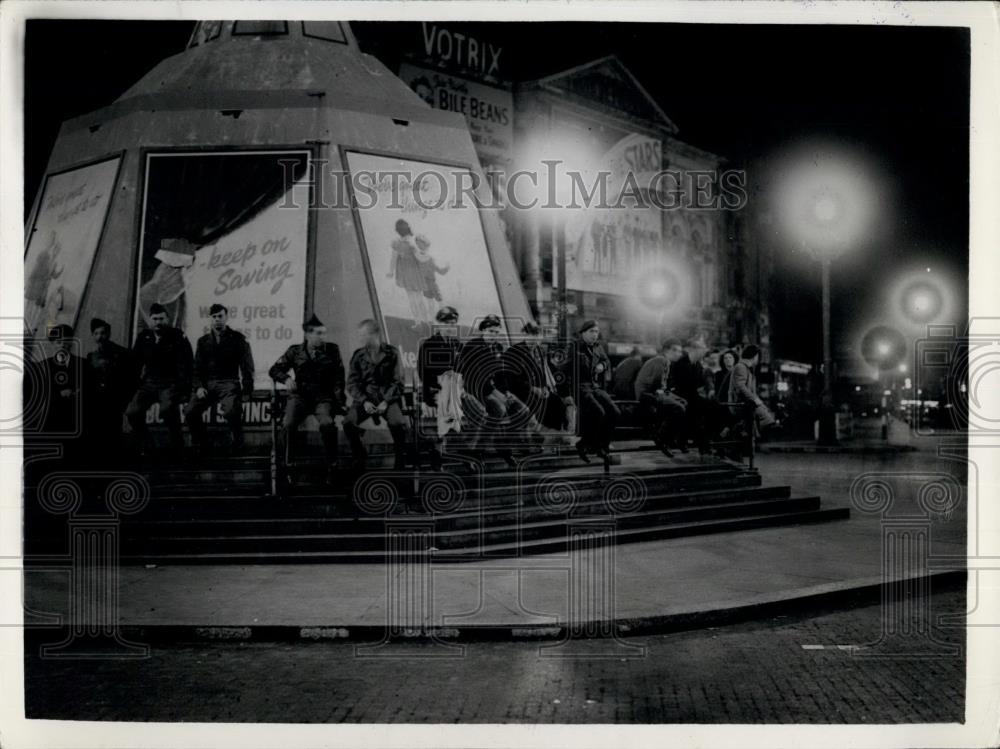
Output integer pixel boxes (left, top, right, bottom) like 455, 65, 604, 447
363, 401, 377, 415
196, 387, 208, 399
376, 401, 388, 413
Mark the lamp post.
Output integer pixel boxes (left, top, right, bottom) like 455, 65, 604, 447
819, 256, 836, 443
772, 145, 881, 445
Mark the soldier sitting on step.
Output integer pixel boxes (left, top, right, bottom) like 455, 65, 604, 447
185, 304, 255, 455
269, 313, 345, 484
342, 319, 409, 471
125, 303, 193, 459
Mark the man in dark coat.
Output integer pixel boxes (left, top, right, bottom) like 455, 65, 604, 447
125, 303, 193, 455
668, 335, 712, 452
269, 313, 345, 478
501, 322, 565, 432
417, 306, 485, 464
456, 314, 538, 465
570, 320, 620, 463
343, 319, 408, 470
185, 304, 255, 453
634, 338, 686, 455
611, 347, 644, 400
85, 317, 135, 458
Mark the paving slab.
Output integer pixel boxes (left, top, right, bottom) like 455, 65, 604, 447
22, 440, 968, 637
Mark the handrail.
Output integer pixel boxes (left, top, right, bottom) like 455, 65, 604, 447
270, 380, 281, 496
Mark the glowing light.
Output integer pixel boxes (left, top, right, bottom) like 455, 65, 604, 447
768, 140, 886, 259
648, 280, 668, 300
812, 195, 840, 224
627, 258, 694, 325
860, 325, 906, 370
898, 363, 907, 373
855, 385, 862, 392
887, 265, 960, 333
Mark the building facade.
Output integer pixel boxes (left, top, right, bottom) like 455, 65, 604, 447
368, 21, 774, 354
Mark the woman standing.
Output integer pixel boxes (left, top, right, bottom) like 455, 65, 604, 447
386, 219, 428, 327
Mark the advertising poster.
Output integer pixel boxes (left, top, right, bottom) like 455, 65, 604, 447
136, 151, 310, 392
399, 62, 513, 168
23, 155, 122, 339
564, 133, 664, 296
345, 151, 506, 374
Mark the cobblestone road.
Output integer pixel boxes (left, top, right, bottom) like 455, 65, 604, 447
23, 588, 965, 723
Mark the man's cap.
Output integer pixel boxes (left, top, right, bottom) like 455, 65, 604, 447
209, 303, 228, 316
578, 319, 599, 335
149, 302, 168, 316
436, 306, 459, 323
522, 321, 541, 335
47, 324, 74, 341
303, 313, 325, 331
478, 314, 502, 332
90, 317, 111, 333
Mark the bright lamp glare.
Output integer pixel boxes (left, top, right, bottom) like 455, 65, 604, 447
813, 195, 839, 224
877, 342, 891, 356
898, 363, 907, 373
769, 141, 884, 259
648, 280, 667, 299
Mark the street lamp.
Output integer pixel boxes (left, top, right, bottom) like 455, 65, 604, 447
771, 143, 882, 445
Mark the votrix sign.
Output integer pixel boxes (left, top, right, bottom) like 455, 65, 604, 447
421, 22, 503, 79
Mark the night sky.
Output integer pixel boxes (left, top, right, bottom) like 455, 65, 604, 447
24, 20, 970, 364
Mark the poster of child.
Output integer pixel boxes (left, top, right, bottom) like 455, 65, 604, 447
414, 233, 450, 309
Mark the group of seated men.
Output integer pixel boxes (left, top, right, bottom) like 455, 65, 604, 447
26, 300, 768, 478
612, 337, 771, 456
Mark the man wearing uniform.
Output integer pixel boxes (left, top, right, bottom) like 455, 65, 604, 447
85, 317, 135, 458
125, 303, 193, 456
502, 321, 566, 432
457, 314, 540, 466
418, 306, 487, 466
269, 313, 345, 480
343, 319, 409, 470
185, 304, 255, 454
572, 320, 620, 463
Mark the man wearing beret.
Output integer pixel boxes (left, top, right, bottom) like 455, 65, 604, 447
343, 319, 409, 471
418, 305, 488, 467
185, 304, 255, 454
85, 317, 135, 457
571, 319, 620, 463
125, 303, 193, 456
269, 313, 345, 481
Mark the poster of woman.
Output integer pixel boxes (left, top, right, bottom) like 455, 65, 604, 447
23, 156, 122, 340
346, 151, 504, 367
